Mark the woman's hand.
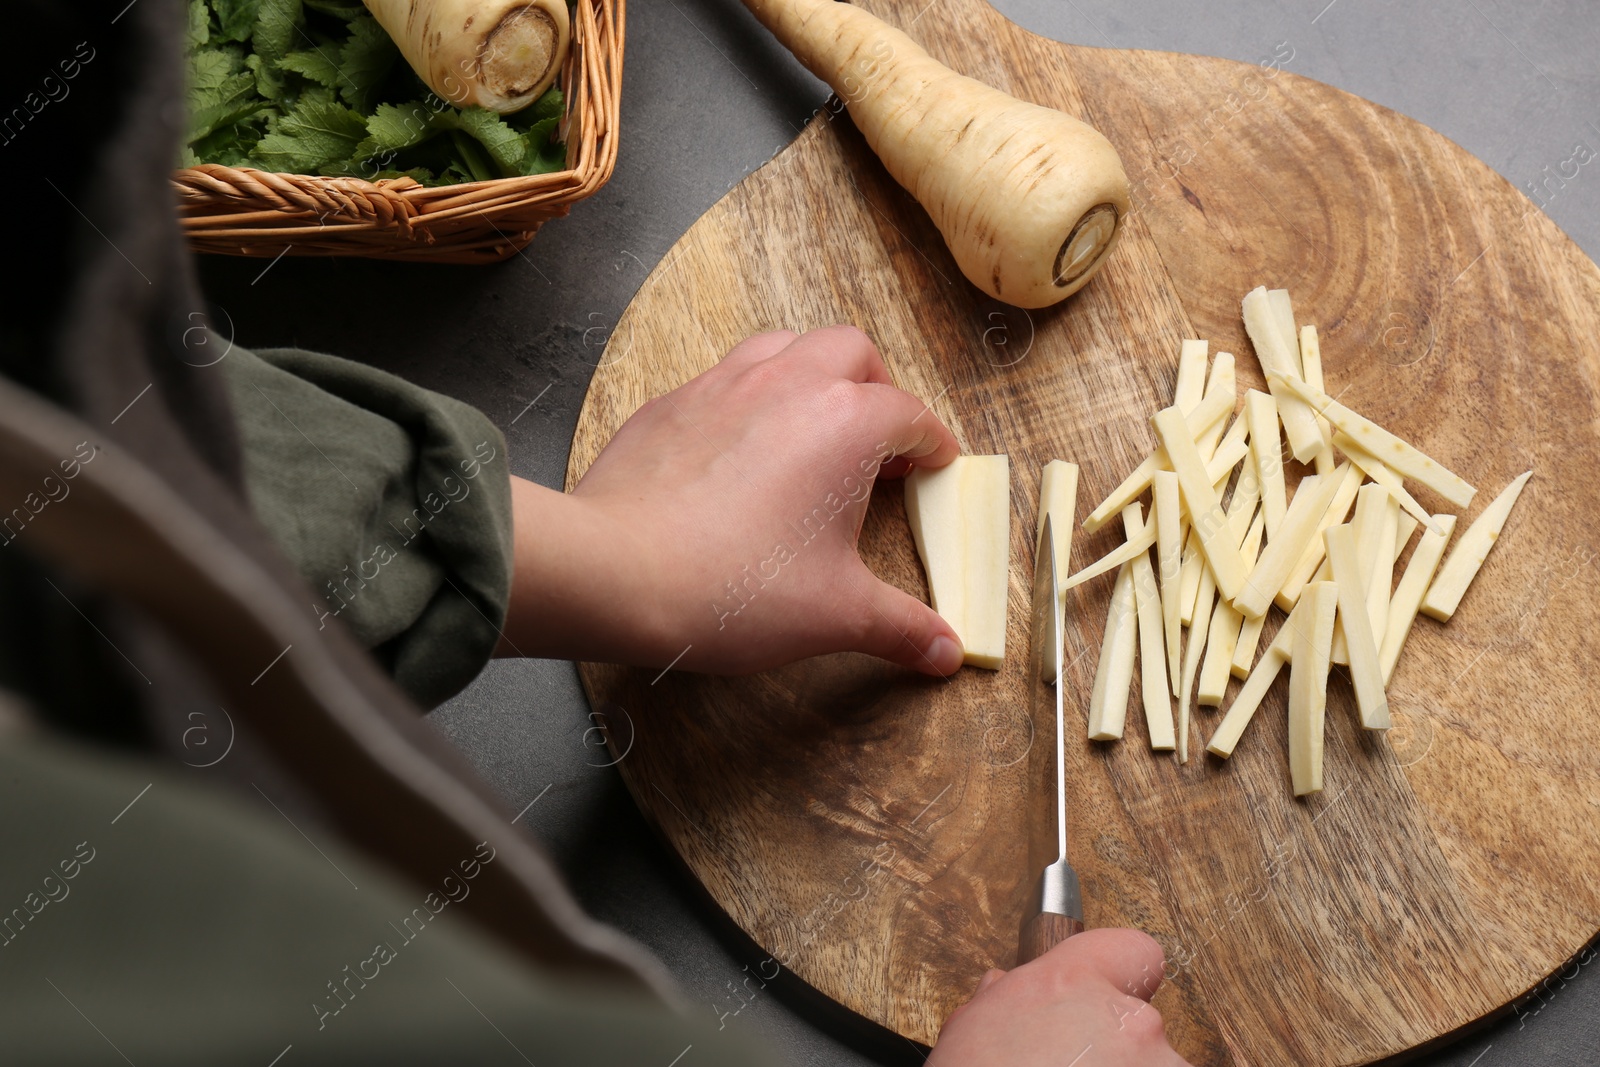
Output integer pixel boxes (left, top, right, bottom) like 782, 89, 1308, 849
929, 929, 1193, 1066
496, 326, 966, 675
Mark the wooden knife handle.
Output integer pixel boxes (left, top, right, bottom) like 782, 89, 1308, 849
1017, 912, 1084, 965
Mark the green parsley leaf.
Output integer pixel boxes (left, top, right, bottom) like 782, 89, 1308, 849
185, 0, 211, 50
213, 0, 263, 43
278, 47, 342, 88
253, 89, 367, 173
337, 15, 399, 113
520, 116, 565, 175
251, 0, 304, 65
187, 45, 265, 143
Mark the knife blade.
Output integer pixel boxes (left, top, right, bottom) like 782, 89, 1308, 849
1018, 513, 1085, 964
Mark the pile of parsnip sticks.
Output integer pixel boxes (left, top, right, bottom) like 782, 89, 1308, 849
1049, 287, 1530, 796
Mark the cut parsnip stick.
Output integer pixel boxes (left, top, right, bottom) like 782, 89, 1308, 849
1243, 287, 1323, 462
1271, 372, 1477, 508
1421, 471, 1533, 621
1325, 524, 1390, 729
1154, 406, 1249, 602
1195, 353, 1237, 462
1289, 581, 1339, 796
1279, 463, 1364, 609
1206, 437, 1251, 487
1380, 514, 1458, 682
1088, 563, 1138, 741
1177, 480, 1258, 753
1180, 428, 1243, 625
1332, 482, 1388, 666
906, 455, 1010, 668
1366, 491, 1399, 650
1333, 432, 1443, 536
1267, 289, 1301, 374
1061, 523, 1159, 593
1153, 470, 1184, 695
1208, 596, 1305, 757
1038, 460, 1079, 611
1199, 510, 1265, 706
1394, 513, 1419, 563
1176, 560, 1214, 763
1299, 324, 1336, 454
1246, 390, 1286, 538
1236, 470, 1344, 618
1080, 387, 1234, 533
1123, 505, 1174, 750
1230, 611, 1267, 680
1177, 529, 1205, 627
1175, 339, 1209, 415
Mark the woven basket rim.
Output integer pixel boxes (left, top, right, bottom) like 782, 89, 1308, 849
173, 0, 624, 261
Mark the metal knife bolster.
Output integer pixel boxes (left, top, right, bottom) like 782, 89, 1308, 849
1030, 858, 1084, 921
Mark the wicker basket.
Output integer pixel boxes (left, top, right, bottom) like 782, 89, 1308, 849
174, 0, 625, 264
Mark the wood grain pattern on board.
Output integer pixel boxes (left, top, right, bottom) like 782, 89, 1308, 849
566, 1, 1600, 1062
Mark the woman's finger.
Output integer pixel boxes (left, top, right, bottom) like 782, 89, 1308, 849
770, 324, 894, 385
1028, 928, 1167, 1003
717, 329, 802, 372
842, 563, 963, 676
856, 382, 962, 469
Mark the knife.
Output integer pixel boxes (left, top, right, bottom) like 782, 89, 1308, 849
1018, 514, 1085, 963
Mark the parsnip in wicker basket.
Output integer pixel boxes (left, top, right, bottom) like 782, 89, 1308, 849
366, 0, 571, 114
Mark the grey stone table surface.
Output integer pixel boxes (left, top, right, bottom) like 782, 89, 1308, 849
196, 1, 1600, 1063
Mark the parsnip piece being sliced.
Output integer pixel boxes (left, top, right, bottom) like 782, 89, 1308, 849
905, 455, 1010, 669
1289, 581, 1339, 796
1175, 339, 1209, 415
1199, 510, 1265, 706
1123, 505, 1174, 751
1154, 407, 1249, 602
1380, 514, 1458, 682
1237, 470, 1344, 618
1195, 353, 1237, 462
1325, 524, 1390, 729
1088, 563, 1138, 741
1420, 471, 1533, 621
1243, 287, 1323, 462
1208, 595, 1305, 758
1279, 463, 1363, 609
1271, 373, 1477, 508
1246, 390, 1287, 538
1080, 387, 1233, 534
1061, 523, 1159, 593
1038, 460, 1079, 611
1153, 470, 1184, 695
1333, 432, 1443, 536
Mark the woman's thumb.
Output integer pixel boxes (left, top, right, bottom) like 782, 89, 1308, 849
846, 569, 964, 676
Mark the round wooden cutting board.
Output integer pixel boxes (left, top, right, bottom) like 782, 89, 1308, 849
566, 1, 1600, 1062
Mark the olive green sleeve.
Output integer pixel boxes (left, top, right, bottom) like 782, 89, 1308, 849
0, 728, 779, 1067
218, 343, 513, 709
